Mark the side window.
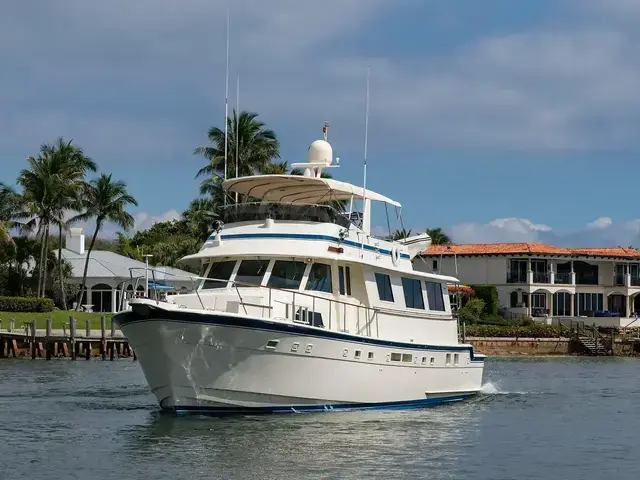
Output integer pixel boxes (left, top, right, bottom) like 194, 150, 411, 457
305, 263, 333, 293
338, 266, 352, 296
267, 261, 306, 289
235, 260, 269, 286
201, 261, 236, 289
375, 273, 394, 302
425, 281, 445, 311
401, 277, 425, 309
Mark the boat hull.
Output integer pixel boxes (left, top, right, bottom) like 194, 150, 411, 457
114, 306, 485, 415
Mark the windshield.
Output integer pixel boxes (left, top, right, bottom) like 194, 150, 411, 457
222, 203, 358, 229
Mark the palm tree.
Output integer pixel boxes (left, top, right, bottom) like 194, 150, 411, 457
0, 182, 24, 249
16, 138, 96, 299
47, 138, 96, 308
426, 227, 451, 245
390, 229, 412, 241
194, 109, 280, 186
182, 198, 220, 242
72, 174, 137, 310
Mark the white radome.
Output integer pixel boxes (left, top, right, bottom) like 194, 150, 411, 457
307, 139, 333, 166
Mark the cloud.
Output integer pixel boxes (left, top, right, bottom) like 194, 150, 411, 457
445, 217, 640, 247
4, 0, 640, 163
71, 210, 183, 240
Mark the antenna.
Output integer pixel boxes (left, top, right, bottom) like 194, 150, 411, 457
235, 73, 240, 204
322, 122, 329, 141
360, 66, 371, 258
223, 9, 230, 204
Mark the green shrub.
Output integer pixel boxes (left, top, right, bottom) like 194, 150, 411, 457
0, 296, 55, 313
459, 298, 485, 324
476, 314, 509, 326
466, 323, 569, 338
468, 284, 499, 316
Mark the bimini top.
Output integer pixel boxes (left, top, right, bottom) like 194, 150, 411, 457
222, 175, 401, 208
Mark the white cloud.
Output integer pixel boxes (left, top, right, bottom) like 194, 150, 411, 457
445, 217, 640, 247
587, 217, 613, 229
3, 0, 640, 159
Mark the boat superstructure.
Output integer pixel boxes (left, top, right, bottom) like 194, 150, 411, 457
113, 131, 485, 414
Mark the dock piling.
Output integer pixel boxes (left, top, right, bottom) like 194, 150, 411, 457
100, 316, 107, 360
70, 316, 76, 360
46, 318, 53, 360
30, 320, 36, 360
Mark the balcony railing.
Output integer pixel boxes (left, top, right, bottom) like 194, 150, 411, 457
614, 274, 625, 286
532, 272, 550, 284
506, 273, 527, 284
575, 274, 598, 285
555, 272, 572, 284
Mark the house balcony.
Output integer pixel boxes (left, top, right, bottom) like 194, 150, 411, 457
506, 273, 527, 284
532, 272, 550, 283
555, 272, 572, 284
632, 277, 640, 287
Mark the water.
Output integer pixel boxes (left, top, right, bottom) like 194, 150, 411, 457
1, 357, 640, 479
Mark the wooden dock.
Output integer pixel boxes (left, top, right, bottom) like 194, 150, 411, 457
0, 316, 135, 361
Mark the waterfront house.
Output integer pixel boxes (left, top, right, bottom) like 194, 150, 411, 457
58, 228, 195, 313
415, 242, 640, 328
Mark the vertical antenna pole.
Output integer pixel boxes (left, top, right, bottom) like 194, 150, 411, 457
360, 66, 371, 258
223, 9, 230, 205
235, 73, 240, 203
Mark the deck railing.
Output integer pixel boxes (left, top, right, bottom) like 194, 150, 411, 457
126, 268, 380, 339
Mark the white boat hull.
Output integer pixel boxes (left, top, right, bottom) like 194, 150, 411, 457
115, 303, 485, 414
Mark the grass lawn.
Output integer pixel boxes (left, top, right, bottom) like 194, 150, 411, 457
0, 311, 114, 330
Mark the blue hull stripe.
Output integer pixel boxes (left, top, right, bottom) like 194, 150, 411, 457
114, 308, 486, 363
170, 393, 475, 415
207, 232, 412, 260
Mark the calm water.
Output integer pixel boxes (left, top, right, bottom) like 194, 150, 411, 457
1, 357, 639, 479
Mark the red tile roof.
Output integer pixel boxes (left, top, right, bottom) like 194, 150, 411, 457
423, 243, 640, 259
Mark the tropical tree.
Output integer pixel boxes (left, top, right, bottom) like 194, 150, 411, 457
46, 138, 96, 307
194, 109, 280, 186
425, 227, 452, 245
0, 182, 23, 257
72, 174, 137, 310
390, 229, 412, 241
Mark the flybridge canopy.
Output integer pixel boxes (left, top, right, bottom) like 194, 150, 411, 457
221, 175, 402, 208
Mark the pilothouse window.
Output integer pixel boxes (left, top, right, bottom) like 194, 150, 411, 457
375, 273, 394, 302
267, 261, 306, 289
202, 261, 236, 289
425, 281, 445, 311
338, 266, 352, 295
401, 277, 425, 309
305, 263, 333, 293
235, 260, 269, 286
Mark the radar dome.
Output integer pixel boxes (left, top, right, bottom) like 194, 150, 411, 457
307, 139, 333, 166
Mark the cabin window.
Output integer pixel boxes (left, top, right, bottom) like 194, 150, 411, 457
446, 353, 451, 365
390, 352, 401, 361
368, 352, 374, 360
201, 260, 236, 289
305, 263, 333, 293
355, 350, 361, 359
421, 356, 427, 364
375, 273, 394, 302
267, 260, 306, 289
401, 353, 412, 363
425, 281, 445, 311
454, 353, 459, 365
401, 277, 425, 309
235, 260, 269, 286
338, 266, 352, 295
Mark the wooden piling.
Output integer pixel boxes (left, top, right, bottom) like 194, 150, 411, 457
70, 315, 76, 360
100, 316, 107, 360
110, 320, 116, 338
9, 319, 14, 333
46, 318, 52, 360
30, 320, 36, 359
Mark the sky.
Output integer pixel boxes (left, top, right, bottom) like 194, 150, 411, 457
3, 0, 640, 246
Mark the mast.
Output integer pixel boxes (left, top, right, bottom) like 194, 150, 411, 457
235, 73, 240, 204
360, 66, 371, 258
223, 9, 230, 205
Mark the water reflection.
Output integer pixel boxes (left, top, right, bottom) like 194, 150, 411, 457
122, 399, 487, 479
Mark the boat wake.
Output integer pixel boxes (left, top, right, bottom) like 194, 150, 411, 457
479, 381, 530, 396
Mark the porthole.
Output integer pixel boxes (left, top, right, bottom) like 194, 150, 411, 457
291, 342, 299, 352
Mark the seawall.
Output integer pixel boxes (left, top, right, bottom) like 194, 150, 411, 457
468, 337, 640, 356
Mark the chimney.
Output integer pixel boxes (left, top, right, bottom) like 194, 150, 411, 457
66, 227, 85, 255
